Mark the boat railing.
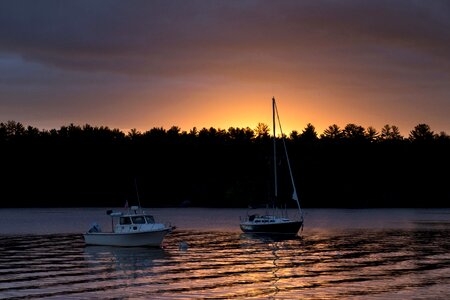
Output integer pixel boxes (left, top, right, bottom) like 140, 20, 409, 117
165, 221, 176, 230
87, 223, 101, 233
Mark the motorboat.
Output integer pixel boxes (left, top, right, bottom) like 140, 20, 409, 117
83, 206, 174, 247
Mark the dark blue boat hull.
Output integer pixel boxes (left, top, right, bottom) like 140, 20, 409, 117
240, 220, 303, 235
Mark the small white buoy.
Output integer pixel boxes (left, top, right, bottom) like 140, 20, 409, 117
179, 241, 188, 251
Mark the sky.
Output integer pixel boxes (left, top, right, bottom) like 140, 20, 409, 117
0, 0, 449, 136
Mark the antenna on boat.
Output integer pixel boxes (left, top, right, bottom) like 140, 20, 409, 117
134, 177, 142, 209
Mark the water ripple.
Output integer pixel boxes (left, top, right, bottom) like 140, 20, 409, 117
0, 228, 449, 299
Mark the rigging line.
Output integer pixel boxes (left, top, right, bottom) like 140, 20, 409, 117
273, 98, 303, 217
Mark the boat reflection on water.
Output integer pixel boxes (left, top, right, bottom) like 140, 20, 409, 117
83, 245, 169, 273
239, 232, 304, 299
240, 232, 302, 243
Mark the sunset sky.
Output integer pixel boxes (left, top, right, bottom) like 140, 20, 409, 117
1, 1, 449, 135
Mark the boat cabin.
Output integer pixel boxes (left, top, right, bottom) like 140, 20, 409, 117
119, 215, 155, 225
104, 206, 167, 234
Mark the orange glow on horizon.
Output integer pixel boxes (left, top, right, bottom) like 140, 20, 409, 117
2, 2, 450, 138
47, 71, 448, 137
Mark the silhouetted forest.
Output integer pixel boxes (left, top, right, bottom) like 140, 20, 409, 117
1, 120, 449, 208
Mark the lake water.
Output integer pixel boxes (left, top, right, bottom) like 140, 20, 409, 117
0, 208, 449, 299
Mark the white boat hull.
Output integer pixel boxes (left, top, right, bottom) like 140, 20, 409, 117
83, 228, 171, 247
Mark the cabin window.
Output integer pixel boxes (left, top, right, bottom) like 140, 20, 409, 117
132, 216, 146, 224
119, 217, 132, 225
145, 216, 155, 224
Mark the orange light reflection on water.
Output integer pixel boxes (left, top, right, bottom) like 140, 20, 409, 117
79, 227, 450, 299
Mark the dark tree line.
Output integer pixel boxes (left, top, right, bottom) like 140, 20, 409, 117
0, 120, 449, 208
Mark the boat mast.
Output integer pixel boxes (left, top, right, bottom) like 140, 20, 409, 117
272, 97, 278, 206
273, 98, 303, 218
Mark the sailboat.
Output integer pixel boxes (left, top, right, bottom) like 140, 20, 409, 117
239, 97, 304, 235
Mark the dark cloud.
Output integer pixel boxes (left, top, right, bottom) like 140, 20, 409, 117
0, 0, 449, 76
0, 1, 449, 133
